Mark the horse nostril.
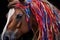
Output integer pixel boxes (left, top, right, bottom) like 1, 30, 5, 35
3, 34, 10, 40
3, 35, 15, 40
3, 35, 10, 40
3, 31, 16, 40
5, 36, 9, 40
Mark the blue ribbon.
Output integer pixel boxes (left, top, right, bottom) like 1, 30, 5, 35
26, 0, 32, 2
40, 3, 48, 40
25, 7, 31, 31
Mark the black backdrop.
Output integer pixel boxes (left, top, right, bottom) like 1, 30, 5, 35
0, 0, 8, 34
0, 0, 60, 38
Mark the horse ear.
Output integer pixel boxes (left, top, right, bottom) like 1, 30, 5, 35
19, 0, 25, 2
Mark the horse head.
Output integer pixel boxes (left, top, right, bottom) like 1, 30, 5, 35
1, 0, 60, 40
1, 3, 31, 40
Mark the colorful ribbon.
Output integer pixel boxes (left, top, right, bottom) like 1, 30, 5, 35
15, 0, 60, 40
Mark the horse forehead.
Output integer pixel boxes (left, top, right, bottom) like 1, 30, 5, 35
14, 8, 24, 15
8, 8, 15, 18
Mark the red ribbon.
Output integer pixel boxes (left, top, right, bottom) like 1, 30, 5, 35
16, 3, 29, 9
43, 2, 53, 40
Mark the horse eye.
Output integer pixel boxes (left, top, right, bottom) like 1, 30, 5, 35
16, 14, 23, 20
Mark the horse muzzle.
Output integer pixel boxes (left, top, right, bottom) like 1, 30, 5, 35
1, 31, 16, 40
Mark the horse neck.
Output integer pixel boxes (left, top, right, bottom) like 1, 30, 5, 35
30, 13, 38, 32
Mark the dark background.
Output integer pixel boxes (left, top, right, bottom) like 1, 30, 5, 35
0, 0, 8, 34
0, 0, 60, 36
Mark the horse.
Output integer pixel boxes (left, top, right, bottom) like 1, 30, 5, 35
1, 0, 60, 40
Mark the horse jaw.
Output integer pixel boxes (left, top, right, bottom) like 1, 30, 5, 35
1, 8, 15, 40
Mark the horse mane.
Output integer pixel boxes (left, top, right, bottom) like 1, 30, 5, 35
7, 0, 60, 40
